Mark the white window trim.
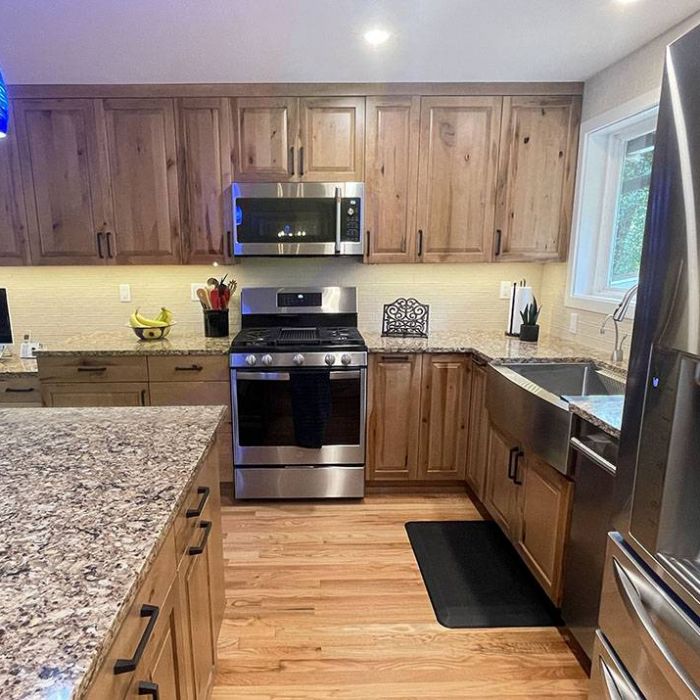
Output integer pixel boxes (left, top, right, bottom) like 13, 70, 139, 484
566, 89, 660, 315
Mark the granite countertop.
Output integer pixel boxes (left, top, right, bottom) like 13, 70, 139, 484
566, 395, 625, 438
0, 356, 38, 377
0, 405, 226, 700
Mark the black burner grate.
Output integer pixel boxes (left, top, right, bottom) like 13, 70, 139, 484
277, 328, 320, 345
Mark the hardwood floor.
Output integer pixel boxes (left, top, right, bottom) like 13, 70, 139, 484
212, 491, 588, 699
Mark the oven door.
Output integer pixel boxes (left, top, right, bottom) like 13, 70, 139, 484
232, 182, 363, 256
232, 367, 366, 465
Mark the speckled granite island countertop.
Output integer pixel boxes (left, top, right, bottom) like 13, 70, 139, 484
0, 405, 225, 700
0, 356, 38, 377
566, 395, 625, 438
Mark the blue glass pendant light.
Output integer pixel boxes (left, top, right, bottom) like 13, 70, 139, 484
0, 69, 9, 139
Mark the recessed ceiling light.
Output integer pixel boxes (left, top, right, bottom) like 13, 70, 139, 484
364, 28, 391, 47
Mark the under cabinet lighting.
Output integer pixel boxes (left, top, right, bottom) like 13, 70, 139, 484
364, 28, 391, 46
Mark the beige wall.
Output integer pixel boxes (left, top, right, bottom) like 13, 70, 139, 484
0, 260, 543, 349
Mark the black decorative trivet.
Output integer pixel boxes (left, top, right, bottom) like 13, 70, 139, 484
382, 298, 430, 338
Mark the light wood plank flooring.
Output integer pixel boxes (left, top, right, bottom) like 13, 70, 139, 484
212, 491, 588, 699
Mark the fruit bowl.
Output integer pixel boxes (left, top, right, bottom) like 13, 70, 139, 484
130, 323, 175, 341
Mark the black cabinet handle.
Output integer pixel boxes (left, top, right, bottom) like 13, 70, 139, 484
77, 366, 107, 373
5, 387, 35, 393
289, 146, 295, 176
138, 681, 159, 699
106, 231, 114, 258
96, 232, 105, 259
140, 389, 147, 406
417, 229, 423, 257
174, 364, 203, 372
114, 604, 159, 674
507, 446, 519, 481
495, 229, 502, 256
226, 230, 232, 259
186, 486, 210, 518
366, 230, 371, 258
513, 450, 524, 485
188, 520, 212, 556
299, 146, 304, 176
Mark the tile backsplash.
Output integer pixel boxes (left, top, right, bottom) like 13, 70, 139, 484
0, 260, 544, 349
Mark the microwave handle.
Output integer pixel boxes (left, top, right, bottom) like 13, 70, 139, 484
335, 186, 342, 254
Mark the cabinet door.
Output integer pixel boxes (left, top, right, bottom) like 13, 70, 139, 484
515, 453, 573, 604
495, 96, 581, 262
364, 97, 420, 263
100, 98, 181, 263
484, 425, 520, 536
417, 354, 471, 480
417, 97, 502, 262
298, 97, 365, 181
232, 97, 296, 181
367, 354, 422, 480
41, 382, 149, 407
177, 98, 233, 263
465, 360, 489, 499
14, 99, 108, 265
0, 118, 30, 265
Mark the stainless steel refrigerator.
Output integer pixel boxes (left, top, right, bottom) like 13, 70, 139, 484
589, 22, 700, 700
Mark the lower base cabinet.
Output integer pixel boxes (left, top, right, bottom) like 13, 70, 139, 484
465, 359, 489, 499
483, 425, 520, 537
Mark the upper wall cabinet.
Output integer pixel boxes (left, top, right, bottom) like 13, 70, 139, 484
365, 97, 420, 263
14, 99, 109, 265
495, 95, 581, 262
232, 96, 364, 182
177, 98, 233, 263
0, 115, 29, 265
100, 98, 182, 264
416, 97, 502, 263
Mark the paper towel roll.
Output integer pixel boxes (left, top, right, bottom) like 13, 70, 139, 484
506, 285, 534, 336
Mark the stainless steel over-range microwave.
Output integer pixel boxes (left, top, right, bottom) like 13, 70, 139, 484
231, 182, 364, 257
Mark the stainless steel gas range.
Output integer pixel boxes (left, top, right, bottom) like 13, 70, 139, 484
229, 287, 367, 499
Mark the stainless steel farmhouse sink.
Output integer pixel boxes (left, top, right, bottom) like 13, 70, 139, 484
486, 363, 625, 475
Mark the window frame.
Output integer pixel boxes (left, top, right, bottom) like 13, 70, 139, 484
566, 90, 659, 315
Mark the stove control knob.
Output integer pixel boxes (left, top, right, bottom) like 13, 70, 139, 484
261, 354, 273, 367
324, 353, 336, 366
245, 354, 257, 367
340, 353, 352, 366
292, 353, 305, 366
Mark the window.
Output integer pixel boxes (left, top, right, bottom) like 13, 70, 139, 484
568, 95, 658, 313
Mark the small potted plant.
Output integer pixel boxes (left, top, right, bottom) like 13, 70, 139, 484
519, 298, 541, 342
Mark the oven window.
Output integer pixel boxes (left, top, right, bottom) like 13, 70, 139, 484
236, 198, 336, 244
235, 371, 361, 447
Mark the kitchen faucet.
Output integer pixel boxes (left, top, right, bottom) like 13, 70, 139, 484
600, 284, 638, 363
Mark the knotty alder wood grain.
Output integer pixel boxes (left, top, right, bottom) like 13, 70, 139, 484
211, 493, 588, 698
0, 120, 29, 265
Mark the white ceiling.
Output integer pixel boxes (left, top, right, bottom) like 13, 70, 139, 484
2, 0, 699, 84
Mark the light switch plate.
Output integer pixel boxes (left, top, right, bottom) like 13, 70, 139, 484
569, 312, 578, 334
499, 281, 512, 299
119, 284, 131, 303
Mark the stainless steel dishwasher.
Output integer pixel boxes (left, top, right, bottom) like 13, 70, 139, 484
562, 416, 620, 660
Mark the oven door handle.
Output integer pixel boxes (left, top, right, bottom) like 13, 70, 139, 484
335, 186, 342, 255
236, 370, 362, 381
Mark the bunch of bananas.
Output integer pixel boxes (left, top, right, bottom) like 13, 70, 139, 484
129, 308, 174, 328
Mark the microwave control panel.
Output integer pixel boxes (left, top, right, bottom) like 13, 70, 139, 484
341, 198, 361, 242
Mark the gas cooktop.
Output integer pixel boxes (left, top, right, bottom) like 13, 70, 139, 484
231, 326, 366, 353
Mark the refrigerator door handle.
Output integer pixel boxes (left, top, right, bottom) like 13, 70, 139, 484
612, 556, 700, 695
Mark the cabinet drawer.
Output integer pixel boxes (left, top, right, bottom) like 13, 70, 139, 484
0, 375, 41, 405
149, 381, 230, 419
38, 355, 148, 383
84, 531, 177, 700
148, 355, 228, 382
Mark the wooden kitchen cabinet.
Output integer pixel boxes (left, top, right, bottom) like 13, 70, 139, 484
465, 359, 489, 499
0, 118, 30, 265
495, 95, 581, 262
417, 354, 471, 480
177, 98, 233, 263
14, 99, 109, 265
41, 381, 149, 407
364, 97, 420, 262
416, 96, 502, 263
515, 452, 573, 604
100, 98, 182, 264
232, 96, 364, 182
366, 353, 422, 480
0, 375, 41, 407
484, 424, 520, 537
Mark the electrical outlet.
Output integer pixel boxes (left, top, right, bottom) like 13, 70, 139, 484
191, 283, 203, 302
569, 312, 578, 334
499, 281, 512, 299
119, 284, 131, 303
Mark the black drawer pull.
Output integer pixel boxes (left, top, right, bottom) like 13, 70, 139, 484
186, 486, 210, 518
507, 446, 519, 481
513, 450, 524, 485
138, 681, 159, 699
188, 520, 212, 556
174, 364, 203, 372
113, 604, 159, 675
381, 354, 411, 362
77, 366, 107, 373
5, 387, 35, 393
